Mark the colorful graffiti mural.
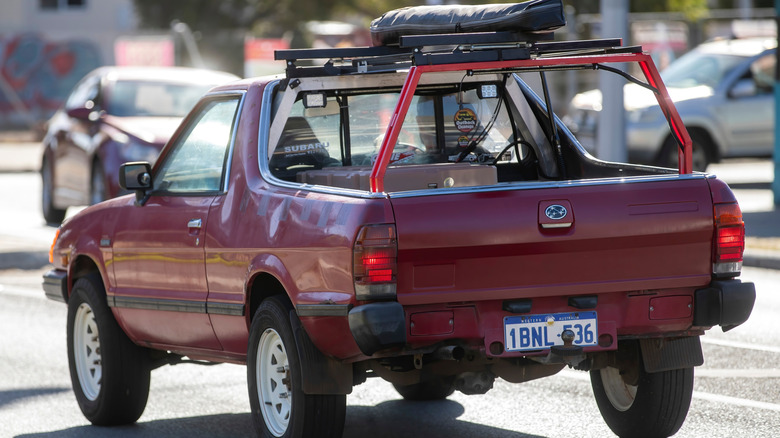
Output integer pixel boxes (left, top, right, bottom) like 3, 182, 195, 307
0, 33, 102, 129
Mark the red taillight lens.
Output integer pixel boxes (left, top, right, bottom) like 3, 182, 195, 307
716, 226, 745, 261
354, 224, 397, 300
713, 203, 744, 276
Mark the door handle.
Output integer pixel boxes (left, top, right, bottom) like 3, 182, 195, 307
187, 218, 202, 229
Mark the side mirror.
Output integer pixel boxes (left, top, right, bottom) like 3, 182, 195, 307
729, 79, 757, 99
119, 162, 152, 205
66, 106, 93, 120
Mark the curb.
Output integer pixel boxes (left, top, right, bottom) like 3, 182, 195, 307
0, 251, 50, 271
743, 250, 780, 271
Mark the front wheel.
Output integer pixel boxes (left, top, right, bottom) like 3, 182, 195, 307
590, 364, 693, 438
247, 296, 346, 438
67, 275, 151, 425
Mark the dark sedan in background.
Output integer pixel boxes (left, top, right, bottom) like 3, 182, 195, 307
41, 66, 239, 224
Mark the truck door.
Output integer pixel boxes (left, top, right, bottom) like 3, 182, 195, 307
111, 96, 241, 349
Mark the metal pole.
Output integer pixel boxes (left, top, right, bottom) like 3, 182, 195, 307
596, 0, 628, 162
774, 2, 780, 205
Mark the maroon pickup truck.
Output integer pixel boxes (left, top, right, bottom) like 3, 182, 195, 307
43, 7, 754, 438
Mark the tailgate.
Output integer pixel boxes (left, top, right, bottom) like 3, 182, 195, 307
390, 176, 714, 306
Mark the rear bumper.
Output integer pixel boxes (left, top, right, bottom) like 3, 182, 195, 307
348, 302, 406, 356
42, 269, 68, 303
693, 279, 756, 331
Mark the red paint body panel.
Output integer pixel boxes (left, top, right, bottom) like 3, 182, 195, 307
390, 178, 713, 307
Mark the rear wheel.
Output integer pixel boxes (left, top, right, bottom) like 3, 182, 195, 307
590, 362, 693, 438
657, 131, 714, 171
67, 275, 151, 425
393, 376, 456, 401
247, 296, 346, 438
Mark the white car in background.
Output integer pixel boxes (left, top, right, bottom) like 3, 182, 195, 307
565, 37, 776, 170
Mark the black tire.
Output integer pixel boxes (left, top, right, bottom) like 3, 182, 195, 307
41, 157, 66, 224
247, 296, 346, 438
590, 363, 693, 438
90, 162, 108, 205
67, 275, 151, 425
393, 376, 456, 401
657, 132, 713, 171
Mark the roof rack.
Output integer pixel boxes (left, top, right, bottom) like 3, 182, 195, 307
274, 33, 641, 78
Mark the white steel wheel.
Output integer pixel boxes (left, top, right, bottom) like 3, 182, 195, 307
247, 296, 346, 438
73, 302, 102, 401
257, 327, 291, 437
599, 366, 637, 412
67, 275, 151, 426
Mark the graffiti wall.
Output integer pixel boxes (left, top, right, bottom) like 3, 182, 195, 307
0, 33, 102, 129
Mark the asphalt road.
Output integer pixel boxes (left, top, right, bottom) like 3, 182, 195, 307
1, 170, 779, 437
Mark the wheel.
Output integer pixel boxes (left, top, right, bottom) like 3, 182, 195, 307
247, 296, 346, 438
67, 275, 151, 425
90, 162, 108, 204
41, 157, 66, 224
590, 362, 693, 438
393, 375, 456, 401
657, 132, 713, 171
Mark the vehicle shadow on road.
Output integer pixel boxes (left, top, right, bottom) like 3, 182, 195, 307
345, 399, 542, 438
15, 413, 254, 438
16, 399, 543, 438
0, 387, 70, 410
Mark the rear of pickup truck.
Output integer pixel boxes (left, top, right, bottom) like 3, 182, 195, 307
381, 172, 753, 349
346, 165, 754, 438
269, 33, 755, 438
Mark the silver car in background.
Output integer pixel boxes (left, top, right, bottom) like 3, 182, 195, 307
565, 37, 776, 170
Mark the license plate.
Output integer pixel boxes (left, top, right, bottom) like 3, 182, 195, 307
504, 311, 598, 352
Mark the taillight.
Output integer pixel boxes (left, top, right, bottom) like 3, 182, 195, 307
353, 224, 397, 300
713, 202, 744, 277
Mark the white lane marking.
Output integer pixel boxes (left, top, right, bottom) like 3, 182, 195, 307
701, 337, 780, 354
559, 369, 780, 412
693, 391, 780, 412
695, 368, 780, 378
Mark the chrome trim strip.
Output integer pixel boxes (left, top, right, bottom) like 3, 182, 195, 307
386, 173, 710, 199
108, 296, 245, 316
206, 302, 246, 316
296, 304, 352, 317
108, 296, 206, 313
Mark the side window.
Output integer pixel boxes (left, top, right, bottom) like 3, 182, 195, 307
269, 98, 341, 180
153, 97, 240, 194
65, 74, 100, 110
750, 54, 775, 93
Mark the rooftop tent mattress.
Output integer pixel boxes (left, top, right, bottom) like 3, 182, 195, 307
370, 0, 566, 46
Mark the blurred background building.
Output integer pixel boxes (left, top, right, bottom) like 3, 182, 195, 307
0, 0, 775, 132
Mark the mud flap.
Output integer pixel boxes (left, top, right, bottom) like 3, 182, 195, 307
640, 336, 703, 373
289, 311, 353, 395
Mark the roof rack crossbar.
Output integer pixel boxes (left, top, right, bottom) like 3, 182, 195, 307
274, 36, 643, 78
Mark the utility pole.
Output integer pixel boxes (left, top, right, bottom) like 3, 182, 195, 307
596, 0, 629, 162
774, 1, 780, 205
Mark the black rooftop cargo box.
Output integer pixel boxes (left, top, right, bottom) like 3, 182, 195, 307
369, 0, 566, 46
